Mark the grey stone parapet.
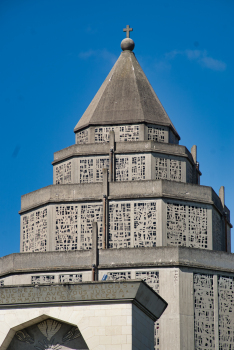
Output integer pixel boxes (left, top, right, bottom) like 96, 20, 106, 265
1, 247, 234, 278
20, 180, 225, 215
53, 140, 195, 165
0, 280, 167, 322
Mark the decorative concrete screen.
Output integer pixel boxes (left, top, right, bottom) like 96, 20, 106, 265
55, 160, 72, 184
75, 125, 181, 144
55, 203, 103, 251
79, 157, 109, 183
94, 125, 140, 143
76, 128, 89, 144
109, 200, 157, 248
30, 274, 83, 284
194, 273, 234, 349
148, 126, 166, 143
115, 155, 146, 181
95, 126, 115, 143
166, 203, 208, 249
54, 154, 192, 184
194, 273, 214, 350
59, 274, 83, 283
155, 157, 182, 182
118, 125, 140, 142
107, 271, 132, 280
6, 318, 88, 350
116, 156, 130, 182
31, 275, 55, 285
21, 207, 48, 252
22, 203, 103, 253
218, 276, 234, 349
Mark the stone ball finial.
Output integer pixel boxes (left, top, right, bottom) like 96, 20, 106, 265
121, 38, 135, 51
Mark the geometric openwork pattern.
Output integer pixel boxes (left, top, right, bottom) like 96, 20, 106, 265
133, 202, 157, 247
55, 205, 79, 251
55, 203, 103, 251
118, 125, 140, 142
194, 273, 215, 350
76, 128, 89, 144
55, 161, 72, 184
31, 275, 55, 284
155, 158, 167, 179
116, 156, 129, 182
135, 271, 160, 350
135, 271, 159, 293
107, 271, 132, 280
96, 158, 109, 182
109, 202, 131, 248
94, 125, 140, 143
155, 157, 182, 182
148, 126, 166, 143
212, 210, 222, 251
95, 126, 115, 143
169, 159, 182, 181
109, 200, 157, 249
59, 274, 83, 283
79, 158, 94, 183
218, 276, 234, 349
167, 203, 208, 249
115, 155, 146, 182
22, 208, 48, 252
194, 273, 234, 349
132, 156, 146, 180
79, 157, 109, 183
80, 203, 103, 250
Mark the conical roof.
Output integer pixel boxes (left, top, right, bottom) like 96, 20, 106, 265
74, 49, 179, 139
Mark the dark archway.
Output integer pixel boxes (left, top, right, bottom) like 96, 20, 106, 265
6, 317, 89, 350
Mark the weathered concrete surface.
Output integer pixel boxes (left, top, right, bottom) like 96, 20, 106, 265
0, 280, 167, 321
1, 247, 234, 278
20, 183, 103, 212
74, 50, 179, 138
0, 250, 92, 276
53, 140, 194, 164
20, 180, 225, 214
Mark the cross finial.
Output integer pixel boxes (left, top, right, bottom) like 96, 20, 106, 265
123, 25, 133, 38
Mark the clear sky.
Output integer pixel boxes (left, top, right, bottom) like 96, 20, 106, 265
0, 0, 233, 256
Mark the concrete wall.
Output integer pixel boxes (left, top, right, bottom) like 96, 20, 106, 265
1, 249, 234, 349
0, 303, 155, 350
0, 281, 164, 350
19, 197, 226, 253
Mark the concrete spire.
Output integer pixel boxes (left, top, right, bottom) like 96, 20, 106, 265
74, 41, 180, 139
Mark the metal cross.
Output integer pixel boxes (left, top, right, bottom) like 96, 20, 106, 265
123, 25, 133, 38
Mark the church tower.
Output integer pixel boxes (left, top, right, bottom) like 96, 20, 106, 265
0, 26, 233, 350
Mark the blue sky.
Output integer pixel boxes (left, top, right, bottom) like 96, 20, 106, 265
0, 0, 233, 256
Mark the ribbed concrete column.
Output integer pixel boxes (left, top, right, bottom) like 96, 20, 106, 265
179, 269, 194, 350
